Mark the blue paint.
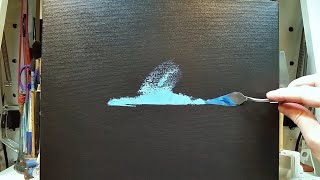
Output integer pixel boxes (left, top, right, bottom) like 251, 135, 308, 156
108, 61, 205, 106
157, 69, 175, 86
205, 95, 236, 106
107, 60, 235, 107
108, 90, 205, 106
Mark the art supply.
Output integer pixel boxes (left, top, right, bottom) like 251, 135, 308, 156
24, 165, 39, 179
31, 91, 35, 157
206, 92, 276, 106
27, 94, 32, 155
14, 0, 41, 174
22, 101, 27, 153
31, 59, 36, 157
43, 0, 279, 179
23, 159, 37, 168
108, 61, 276, 107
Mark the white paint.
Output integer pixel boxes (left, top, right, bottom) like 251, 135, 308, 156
108, 61, 206, 106
108, 60, 237, 107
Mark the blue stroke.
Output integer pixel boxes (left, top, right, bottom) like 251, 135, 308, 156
107, 60, 234, 107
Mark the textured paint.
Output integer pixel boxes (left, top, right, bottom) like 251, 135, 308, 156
107, 61, 238, 107
108, 90, 206, 107
108, 61, 206, 106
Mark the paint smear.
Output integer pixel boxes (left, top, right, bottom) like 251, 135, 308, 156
206, 95, 236, 106
108, 60, 206, 107
107, 60, 236, 107
108, 90, 206, 107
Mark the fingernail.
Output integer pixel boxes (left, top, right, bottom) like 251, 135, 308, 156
266, 90, 277, 97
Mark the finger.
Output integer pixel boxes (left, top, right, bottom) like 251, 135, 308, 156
279, 103, 320, 158
278, 103, 318, 133
300, 162, 314, 172
266, 86, 320, 107
288, 74, 320, 87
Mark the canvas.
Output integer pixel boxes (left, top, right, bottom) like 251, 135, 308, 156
42, 0, 279, 179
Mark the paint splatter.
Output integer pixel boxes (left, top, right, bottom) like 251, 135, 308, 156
107, 60, 238, 107
108, 60, 206, 107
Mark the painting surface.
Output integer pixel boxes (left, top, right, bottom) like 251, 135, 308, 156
42, 1, 279, 179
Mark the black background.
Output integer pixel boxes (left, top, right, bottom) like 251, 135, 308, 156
42, 0, 279, 179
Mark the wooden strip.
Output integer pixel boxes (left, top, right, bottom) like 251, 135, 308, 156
31, 90, 36, 157
279, 112, 284, 151
35, 0, 41, 41
0, 0, 8, 43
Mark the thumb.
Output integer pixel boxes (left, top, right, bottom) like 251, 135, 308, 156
279, 103, 320, 161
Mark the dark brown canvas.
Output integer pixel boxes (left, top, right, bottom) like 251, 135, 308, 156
42, 0, 279, 179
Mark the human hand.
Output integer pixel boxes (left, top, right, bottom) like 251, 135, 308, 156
266, 74, 320, 162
